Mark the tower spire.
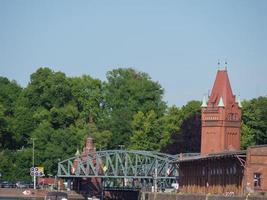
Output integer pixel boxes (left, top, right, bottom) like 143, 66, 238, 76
201, 69, 241, 155
208, 70, 234, 107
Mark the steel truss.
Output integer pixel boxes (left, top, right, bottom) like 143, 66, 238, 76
57, 150, 178, 180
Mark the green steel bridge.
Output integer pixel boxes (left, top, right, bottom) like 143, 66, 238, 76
58, 150, 177, 179
57, 149, 197, 190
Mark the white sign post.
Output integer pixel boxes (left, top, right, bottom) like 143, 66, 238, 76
30, 167, 36, 189
30, 167, 44, 189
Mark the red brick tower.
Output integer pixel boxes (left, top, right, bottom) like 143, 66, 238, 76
201, 69, 242, 155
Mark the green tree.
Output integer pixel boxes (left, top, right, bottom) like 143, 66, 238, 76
159, 106, 183, 149
70, 75, 103, 124
24, 67, 72, 109
0, 150, 17, 181
0, 104, 10, 149
241, 122, 255, 149
92, 130, 113, 150
0, 77, 22, 116
12, 100, 35, 148
241, 96, 267, 148
31, 121, 86, 175
129, 110, 163, 151
103, 68, 166, 148
162, 100, 201, 154
49, 103, 79, 129
85, 120, 113, 151
0, 77, 22, 149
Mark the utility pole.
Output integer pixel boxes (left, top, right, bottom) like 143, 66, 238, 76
31, 138, 37, 190
154, 160, 158, 193
118, 145, 126, 187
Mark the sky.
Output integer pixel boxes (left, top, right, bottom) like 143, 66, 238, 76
0, 0, 266, 106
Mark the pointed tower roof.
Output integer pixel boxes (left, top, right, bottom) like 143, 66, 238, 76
208, 70, 235, 107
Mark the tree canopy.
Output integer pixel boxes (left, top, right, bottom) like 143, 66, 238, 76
241, 96, 267, 149
0, 67, 266, 181
103, 68, 166, 148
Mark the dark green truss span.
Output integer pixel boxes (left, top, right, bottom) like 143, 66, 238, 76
57, 150, 180, 180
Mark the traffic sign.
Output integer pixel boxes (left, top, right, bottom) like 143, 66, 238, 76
37, 167, 44, 173
30, 166, 45, 177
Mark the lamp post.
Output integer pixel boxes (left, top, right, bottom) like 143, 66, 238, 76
118, 145, 126, 187
31, 138, 37, 189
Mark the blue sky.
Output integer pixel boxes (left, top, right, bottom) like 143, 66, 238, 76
0, 0, 266, 106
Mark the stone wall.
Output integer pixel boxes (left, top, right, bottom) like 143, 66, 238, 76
140, 192, 267, 200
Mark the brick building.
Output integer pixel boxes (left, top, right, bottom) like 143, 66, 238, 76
201, 69, 241, 155
176, 69, 267, 194
72, 136, 102, 197
245, 145, 267, 193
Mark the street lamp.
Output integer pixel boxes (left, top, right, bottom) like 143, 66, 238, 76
31, 138, 37, 189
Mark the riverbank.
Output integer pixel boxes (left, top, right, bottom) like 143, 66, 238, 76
140, 192, 267, 200
0, 188, 85, 199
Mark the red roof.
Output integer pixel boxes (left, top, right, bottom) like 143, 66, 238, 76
38, 177, 55, 185
208, 70, 235, 107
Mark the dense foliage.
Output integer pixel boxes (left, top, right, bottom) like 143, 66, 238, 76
241, 97, 267, 149
0, 67, 266, 181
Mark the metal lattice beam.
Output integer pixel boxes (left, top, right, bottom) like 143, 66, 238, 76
57, 150, 178, 179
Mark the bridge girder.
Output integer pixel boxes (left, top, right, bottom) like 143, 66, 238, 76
57, 150, 179, 180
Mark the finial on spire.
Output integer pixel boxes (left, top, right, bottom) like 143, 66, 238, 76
224, 59, 228, 71
201, 95, 207, 108
217, 59, 221, 69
